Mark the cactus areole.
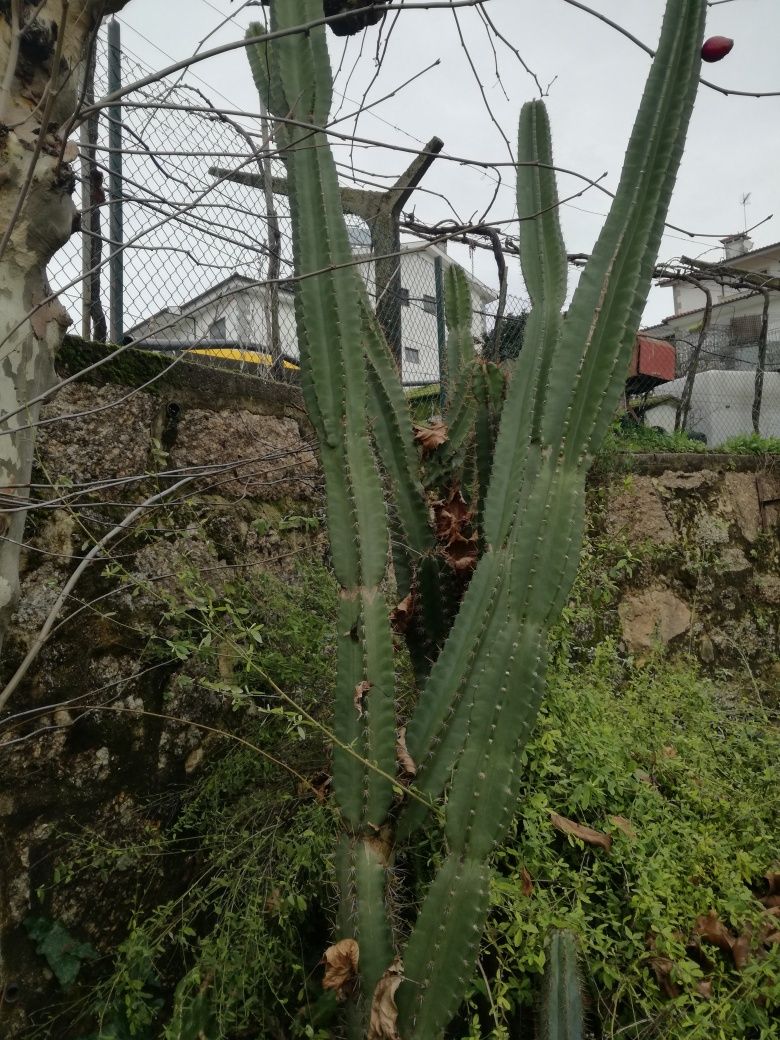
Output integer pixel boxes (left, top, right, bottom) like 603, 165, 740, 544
701, 35, 734, 62
248, 1, 707, 1036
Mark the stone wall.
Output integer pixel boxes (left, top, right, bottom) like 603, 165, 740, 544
601, 456, 779, 680
0, 343, 777, 1035
0, 343, 323, 1036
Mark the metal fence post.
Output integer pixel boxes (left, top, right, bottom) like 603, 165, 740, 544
108, 18, 124, 344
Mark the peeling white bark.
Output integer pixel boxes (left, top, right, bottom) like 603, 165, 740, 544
0, 1, 132, 661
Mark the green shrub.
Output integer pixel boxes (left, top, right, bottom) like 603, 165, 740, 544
462, 646, 780, 1039
719, 433, 780, 456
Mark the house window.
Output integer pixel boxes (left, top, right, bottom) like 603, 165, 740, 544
405, 347, 420, 365
398, 287, 410, 307
422, 294, 437, 315
730, 314, 762, 345
208, 317, 227, 340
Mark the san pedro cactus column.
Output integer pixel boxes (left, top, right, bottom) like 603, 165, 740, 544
247, 0, 397, 1013
248, 1, 707, 1037
396, 3, 706, 1036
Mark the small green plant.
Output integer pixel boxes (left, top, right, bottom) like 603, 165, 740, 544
25, 917, 98, 989
600, 419, 707, 456
719, 433, 780, 455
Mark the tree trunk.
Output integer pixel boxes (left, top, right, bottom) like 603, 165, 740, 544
0, 0, 131, 662
675, 276, 713, 433
751, 289, 770, 436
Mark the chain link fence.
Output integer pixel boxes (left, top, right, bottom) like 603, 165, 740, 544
47, 27, 529, 390
47, 30, 779, 445
635, 317, 780, 447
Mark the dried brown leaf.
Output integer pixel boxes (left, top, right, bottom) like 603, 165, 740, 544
609, 815, 638, 839
354, 680, 373, 718
550, 811, 612, 852
649, 956, 681, 998
695, 979, 713, 999
365, 826, 394, 867
432, 487, 471, 540
765, 872, 780, 896
368, 957, 403, 1040
760, 894, 780, 909
322, 938, 359, 1000
390, 593, 414, 634
521, 867, 534, 898
414, 421, 448, 454
732, 930, 753, 971
396, 726, 417, 777
445, 531, 479, 573
693, 911, 735, 953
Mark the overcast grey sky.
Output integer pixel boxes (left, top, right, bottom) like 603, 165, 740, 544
116, 0, 780, 326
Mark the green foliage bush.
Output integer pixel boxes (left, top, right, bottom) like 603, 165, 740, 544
467, 646, 780, 1039
47, 560, 778, 1040
719, 434, 780, 456
599, 420, 706, 456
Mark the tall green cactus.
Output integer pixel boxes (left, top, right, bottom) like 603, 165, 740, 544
539, 930, 586, 1040
247, 2, 706, 1036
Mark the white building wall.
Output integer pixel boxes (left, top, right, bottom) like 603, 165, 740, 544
128, 246, 494, 383
645, 371, 780, 446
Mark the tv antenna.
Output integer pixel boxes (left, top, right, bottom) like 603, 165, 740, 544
741, 192, 752, 232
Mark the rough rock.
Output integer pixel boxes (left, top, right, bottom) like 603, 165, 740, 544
657, 469, 717, 494
37, 384, 158, 486
755, 573, 780, 604
607, 479, 675, 545
172, 409, 318, 500
693, 512, 730, 546
718, 473, 762, 543
719, 545, 751, 575
618, 585, 692, 653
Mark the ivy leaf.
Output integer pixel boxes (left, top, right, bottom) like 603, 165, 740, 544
25, 917, 98, 989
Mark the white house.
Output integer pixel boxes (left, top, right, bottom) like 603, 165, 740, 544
125, 240, 497, 386
642, 234, 780, 368
639, 234, 780, 445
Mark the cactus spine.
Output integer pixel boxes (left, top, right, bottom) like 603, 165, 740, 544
247, 2, 706, 1036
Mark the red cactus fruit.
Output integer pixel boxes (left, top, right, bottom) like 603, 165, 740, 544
701, 36, 734, 63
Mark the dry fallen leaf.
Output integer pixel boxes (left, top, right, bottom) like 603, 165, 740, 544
414, 421, 448, 454
396, 726, 417, 777
390, 593, 414, 634
368, 957, 403, 1040
354, 680, 373, 718
366, 825, 394, 867
693, 911, 735, 954
521, 867, 534, 898
432, 486, 471, 540
732, 930, 753, 971
609, 815, 638, 839
649, 956, 681, 999
322, 938, 359, 1000
764, 872, 780, 896
695, 979, 713, 999
550, 812, 612, 852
